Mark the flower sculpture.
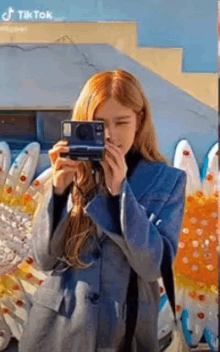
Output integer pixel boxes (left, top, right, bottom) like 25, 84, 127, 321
0, 141, 52, 350
157, 139, 218, 352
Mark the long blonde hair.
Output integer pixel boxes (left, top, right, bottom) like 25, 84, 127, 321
62, 69, 167, 269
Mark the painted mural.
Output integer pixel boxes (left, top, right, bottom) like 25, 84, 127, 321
0, 0, 218, 351
0, 140, 218, 351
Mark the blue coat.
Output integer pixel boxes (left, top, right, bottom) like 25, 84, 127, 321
19, 159, 186, 352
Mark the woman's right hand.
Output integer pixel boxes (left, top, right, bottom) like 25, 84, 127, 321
49, 140, 82, 195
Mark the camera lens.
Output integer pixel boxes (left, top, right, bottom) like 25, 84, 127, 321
76, 123, 93, 141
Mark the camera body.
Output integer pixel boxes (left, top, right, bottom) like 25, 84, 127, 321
60, 120, 105, 161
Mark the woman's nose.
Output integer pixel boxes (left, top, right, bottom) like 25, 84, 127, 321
105, 126, 113, 142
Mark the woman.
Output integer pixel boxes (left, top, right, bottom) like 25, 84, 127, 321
19, 70, 186, 352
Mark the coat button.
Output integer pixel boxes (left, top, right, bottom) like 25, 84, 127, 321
90, 293, 100, 304
92, 248, 101, 259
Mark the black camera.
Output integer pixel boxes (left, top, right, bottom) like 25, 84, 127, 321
60, 121, 105, 161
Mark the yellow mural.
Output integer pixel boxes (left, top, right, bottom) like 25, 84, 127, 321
0, 22, 217, 110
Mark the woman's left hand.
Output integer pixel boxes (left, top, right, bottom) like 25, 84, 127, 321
100, 141, 128, 196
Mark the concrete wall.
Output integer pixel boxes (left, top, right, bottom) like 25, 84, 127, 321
0, 23, 217, 110
0, 0, 217, 73
0, 1, 217, 172
0, 44, 216, 171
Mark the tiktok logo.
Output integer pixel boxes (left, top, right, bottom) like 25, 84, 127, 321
2, 7, 15, 21
1, 7, 54, 21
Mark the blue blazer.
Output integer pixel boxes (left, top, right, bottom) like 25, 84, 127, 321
19, 159, 186, 352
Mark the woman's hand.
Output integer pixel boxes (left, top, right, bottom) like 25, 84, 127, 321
100, 141, 128, 196
49, 140, 82, 195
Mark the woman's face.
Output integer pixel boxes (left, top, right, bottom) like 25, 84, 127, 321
94, 98, 138, 156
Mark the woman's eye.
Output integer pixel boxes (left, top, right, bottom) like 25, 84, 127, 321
116, 122, 128, 125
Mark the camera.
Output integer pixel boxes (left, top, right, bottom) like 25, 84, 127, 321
60, 121, 105, 161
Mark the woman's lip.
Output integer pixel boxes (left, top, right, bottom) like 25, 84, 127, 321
106, 142, 121, 147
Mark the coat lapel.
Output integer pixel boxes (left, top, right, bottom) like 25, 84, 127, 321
93, 160, 166, 246
126, 159, 166, 200
66, 160, 166, 247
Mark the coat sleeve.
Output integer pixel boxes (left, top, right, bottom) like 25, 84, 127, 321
30, 187, 70, 271
85, 171, 186, 282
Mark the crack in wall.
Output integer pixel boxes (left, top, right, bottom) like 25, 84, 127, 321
186, 108, 216, 132
0, 44, 50, 51
0, 34, 99, 73
54, 35, 99, 72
